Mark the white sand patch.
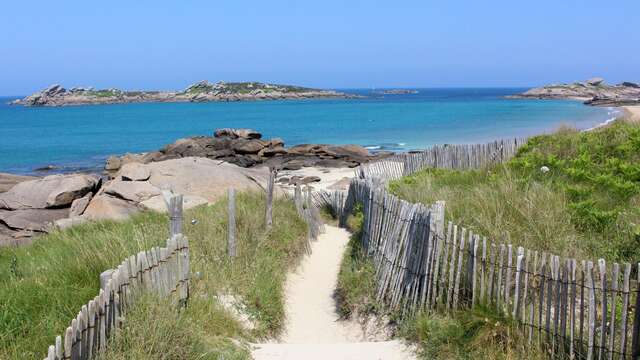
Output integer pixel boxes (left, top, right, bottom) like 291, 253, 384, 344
276, 166, 356, 192
251, 225, 416, 359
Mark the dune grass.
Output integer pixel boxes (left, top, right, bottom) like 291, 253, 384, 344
399, 305, 547, 360
335, 205, 380, 318
390, 120, 640, 263
336, 120, 640, 358
335, 207, 545, 359
0, 192, 307, 359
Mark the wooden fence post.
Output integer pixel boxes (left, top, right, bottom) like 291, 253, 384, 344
100, 270, 115, 290
162, 190, 183, 237
228, 188, 236, 257
266, 167, 276, 230
631, 262, 640, 360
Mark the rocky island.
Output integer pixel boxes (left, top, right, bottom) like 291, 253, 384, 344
375, 89, 419, 95
509, 77, 640, 106
10, 81, 358, 106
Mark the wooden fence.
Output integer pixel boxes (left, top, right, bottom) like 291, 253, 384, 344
292, 183, 324, 252
38, 175, 324, 360
42, 193, 190, 360
323, 176, 640, 359
356, 137, 528, 181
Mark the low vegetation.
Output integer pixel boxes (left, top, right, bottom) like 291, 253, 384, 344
335, 205, 545, 359
0, 192, 307, 359
336, 119, 640, 358
390, 119, 640, 263
399, 306, 546, 360
335, 205, 379, 318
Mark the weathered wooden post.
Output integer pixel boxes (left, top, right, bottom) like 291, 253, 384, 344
631, 262, 640, 360
162, 190, 183, 237
434, 200, 446, 240
228, 188, 236, 257
294, 184, 303, 213
100, 269, 115, 290
266, 167, 276, 230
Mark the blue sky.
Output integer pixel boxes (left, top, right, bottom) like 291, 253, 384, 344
1, 0, 638, 95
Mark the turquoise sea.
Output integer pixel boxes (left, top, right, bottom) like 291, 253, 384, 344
0, 89, 618, 175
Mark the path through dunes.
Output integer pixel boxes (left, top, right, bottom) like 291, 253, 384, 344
251, 225, 416, 360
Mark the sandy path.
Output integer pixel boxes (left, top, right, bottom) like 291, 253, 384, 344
252, 225, 416, 359
624, 106, 640, 122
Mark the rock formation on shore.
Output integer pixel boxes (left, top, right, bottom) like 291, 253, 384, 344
11, 81, 358, 107
1, 128, 385, 246
0, 158, 272, 246
104, 128, 389, 173
509, 78, 640, 106
0, 174, 101, 245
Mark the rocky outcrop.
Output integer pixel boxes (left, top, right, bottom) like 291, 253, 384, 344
11, 81, 359, 107
0, 208, 69, 232
104, 128, 389, 173
83, 194, 139, 221
0, 173, 36, 193
0, 174, 100, 244
0, 174, 99, 210
84, 157, 269, 221
509, 78, 640, 106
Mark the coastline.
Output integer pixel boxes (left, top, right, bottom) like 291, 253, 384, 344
0, 90, 616, 175
622, 105, 640, 122
586, 105, 640, 131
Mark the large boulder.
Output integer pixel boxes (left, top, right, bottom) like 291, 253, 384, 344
105, 152, 163, 172
214, 128, 262, 139
117, 162, 151, 181
161, 137, 211, 157
0, 173, 36, 193
288, 144, 321, 155
328, 144, 370, 160
105, 156, 122, 171
259, 146, 288, 157
0, 208, 69, 232
145, 157, 268, 202
586, 77, 605, 86
232, 139, 267, 154
103, 180, 161, 203
82, 194, 140, 221
0, 174, 99, 210
69, 193, 92, 217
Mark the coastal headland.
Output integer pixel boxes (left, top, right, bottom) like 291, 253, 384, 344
10, 80, 358, 107
508, 77, 640, 106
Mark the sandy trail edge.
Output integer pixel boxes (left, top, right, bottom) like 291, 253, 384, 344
251, 225, 416, 359
623, 106, 640, 122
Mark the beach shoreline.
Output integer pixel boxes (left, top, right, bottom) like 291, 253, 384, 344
0, 89, 618, 175
622, 105, 640, 122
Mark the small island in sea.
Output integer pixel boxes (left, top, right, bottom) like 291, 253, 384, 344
10, 80, 359, 107
508, 77, 640, 106
374, 89, 419, 95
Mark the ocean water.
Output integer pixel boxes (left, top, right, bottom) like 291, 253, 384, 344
0, 88, 617, 175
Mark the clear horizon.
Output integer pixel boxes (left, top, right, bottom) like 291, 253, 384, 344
1, 0, 639, 96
